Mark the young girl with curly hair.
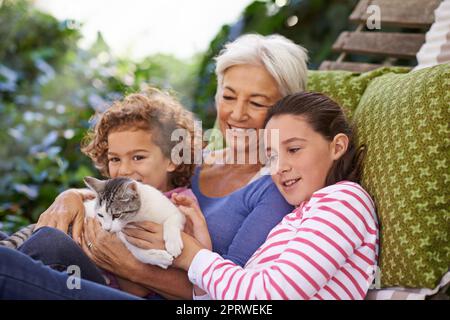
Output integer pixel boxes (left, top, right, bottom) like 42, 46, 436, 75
79, 89, 204, 297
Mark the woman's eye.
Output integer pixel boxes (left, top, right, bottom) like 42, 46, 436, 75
97, 213, 104, 218
250, 101, 266, 108
222, 95, 235, 101
108, 157, 120, 163
133, 155, 145, 161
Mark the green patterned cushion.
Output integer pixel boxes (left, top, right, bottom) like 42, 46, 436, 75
307, 67, 409, 119
353, 63, 450, 288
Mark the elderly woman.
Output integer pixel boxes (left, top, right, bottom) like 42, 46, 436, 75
0, 34, 308, 299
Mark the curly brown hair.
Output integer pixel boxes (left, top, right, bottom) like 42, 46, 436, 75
81, 89, 201, 188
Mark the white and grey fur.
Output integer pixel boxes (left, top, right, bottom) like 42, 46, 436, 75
83, 176, 185, 269
0, 224, 36, 249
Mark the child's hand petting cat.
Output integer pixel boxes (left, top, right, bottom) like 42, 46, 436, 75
171, 193, 212, 251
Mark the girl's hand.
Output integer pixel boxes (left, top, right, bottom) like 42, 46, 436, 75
173, 232, 204, 271
81, 218, 139, 276
171, 193, 212, 250
36, 189, 95, 245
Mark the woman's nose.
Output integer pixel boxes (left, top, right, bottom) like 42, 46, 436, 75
229, 99, 248, 122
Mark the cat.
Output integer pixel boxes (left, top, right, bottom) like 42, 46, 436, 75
83, 176, 185, 269
0, 223, 36, 250
0, 177, 186, 269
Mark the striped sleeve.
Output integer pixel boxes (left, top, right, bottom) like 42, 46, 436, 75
187, 183, 377, 300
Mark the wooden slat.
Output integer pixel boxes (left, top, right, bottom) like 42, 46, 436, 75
350, 0, 441, 28
332, 31, 425, 59
319, 61, 385, 72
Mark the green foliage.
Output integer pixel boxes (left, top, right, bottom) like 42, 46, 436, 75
0, 0, 199, 232
0, 0, 362, 233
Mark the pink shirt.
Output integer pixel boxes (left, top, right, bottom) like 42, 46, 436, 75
188, 181, 379, 300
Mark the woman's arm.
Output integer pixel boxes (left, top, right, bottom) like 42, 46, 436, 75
117, 259, 193, 299
81, 218, 193, 299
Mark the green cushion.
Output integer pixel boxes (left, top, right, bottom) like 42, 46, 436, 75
307, 67, 410, 119
353, 63, 450, 288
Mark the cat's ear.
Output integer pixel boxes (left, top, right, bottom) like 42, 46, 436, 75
122, 181, 138, 200
126, 181, 138, 192
84, 176, 105, 194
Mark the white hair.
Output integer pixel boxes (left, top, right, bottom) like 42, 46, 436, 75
215, 34, 309, 101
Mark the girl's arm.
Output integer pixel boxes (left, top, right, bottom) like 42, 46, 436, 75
176, 184, 378, 300
171, 193, 212, 250
171, 193, 212, 298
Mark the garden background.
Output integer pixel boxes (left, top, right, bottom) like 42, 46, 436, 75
0, 0, 361, 232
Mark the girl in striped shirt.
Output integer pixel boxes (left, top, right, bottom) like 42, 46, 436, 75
127, 91, 379, 300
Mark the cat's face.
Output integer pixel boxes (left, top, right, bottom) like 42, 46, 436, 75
84, 177, 141, 233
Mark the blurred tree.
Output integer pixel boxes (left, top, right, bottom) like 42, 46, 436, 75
0, 0, 200, 232
0, 0, 357, 232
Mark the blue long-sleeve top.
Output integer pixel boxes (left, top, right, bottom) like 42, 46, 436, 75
190, 166, 294, 267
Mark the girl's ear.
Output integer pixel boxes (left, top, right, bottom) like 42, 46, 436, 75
330, 133, 349, 161
166, 160, 177, 173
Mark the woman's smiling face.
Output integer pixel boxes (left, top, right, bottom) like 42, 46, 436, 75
265, 115, 338, 206
107, 129, 176, 192
217, 64, 282, 152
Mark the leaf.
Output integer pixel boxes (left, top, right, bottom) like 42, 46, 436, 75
13, 184, 38, 199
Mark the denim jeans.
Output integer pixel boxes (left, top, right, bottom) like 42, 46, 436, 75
17, 227, 106, 285
0, 246, 139, 299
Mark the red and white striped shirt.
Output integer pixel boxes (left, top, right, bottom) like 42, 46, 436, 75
188, 181, 379, 300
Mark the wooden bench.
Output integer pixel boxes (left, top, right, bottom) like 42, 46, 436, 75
319, 0, 442, 72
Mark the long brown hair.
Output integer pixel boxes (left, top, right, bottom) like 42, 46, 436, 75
264, 91, 365, 186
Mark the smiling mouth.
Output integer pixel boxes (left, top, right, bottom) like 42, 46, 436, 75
282, 178, 301, 188
227, 124, 252, 132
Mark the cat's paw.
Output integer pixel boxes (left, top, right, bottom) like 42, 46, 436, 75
164, 226, 184, 258
138, 249, 174, 269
